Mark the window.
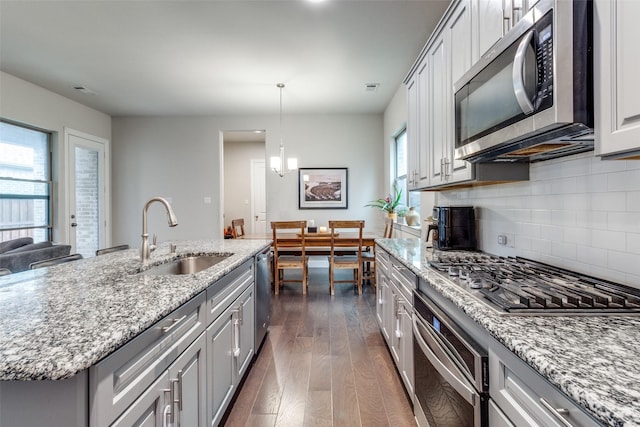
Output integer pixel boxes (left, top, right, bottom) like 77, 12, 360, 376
393, 128, 420, 215
0, 121, 52, 243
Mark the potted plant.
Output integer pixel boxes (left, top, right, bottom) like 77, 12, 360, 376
365, 183, 404, 222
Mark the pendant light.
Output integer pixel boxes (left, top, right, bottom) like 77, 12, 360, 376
270, 83, 298, 177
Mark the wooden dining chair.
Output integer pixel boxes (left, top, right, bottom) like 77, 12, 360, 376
231, 218, 245, 238
328, 220, 365, 295
271, 220, 308, 295
362, 217, 394, 288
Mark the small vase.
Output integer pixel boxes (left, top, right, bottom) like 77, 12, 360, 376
405, 207, 420, 226
388, 212, 398, 223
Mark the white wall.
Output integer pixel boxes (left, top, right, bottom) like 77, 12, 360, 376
0, 72, 112, 243
223, 140, 264, 231
111, 114, 384, 247
437, 153, 640, 287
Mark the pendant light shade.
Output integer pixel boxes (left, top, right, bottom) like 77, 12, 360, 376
271, 83, 297, 177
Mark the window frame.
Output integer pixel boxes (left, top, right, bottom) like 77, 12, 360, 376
0, 119, 53, 242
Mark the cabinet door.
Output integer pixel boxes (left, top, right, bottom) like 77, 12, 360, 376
168, 334, 207, 427
388, 287, 401, 365
406, 59, 431, 190
474, 0, 505, 58
375, 268, 386, 329
207, 308, 235, 427
446, 0, 473, 184
407, 74, 420, 191
111, 372, 170, 427
595, 0, 640, 158
399, 302, 414, 398
235, 284, 255, 380
428, 34, 448, 185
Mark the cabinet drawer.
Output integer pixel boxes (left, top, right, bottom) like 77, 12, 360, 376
376, 247, 390, 276
89, 292, 207, 427
207, 260, 253, 324
490, 344, 601, 427
390, 260, 416, 303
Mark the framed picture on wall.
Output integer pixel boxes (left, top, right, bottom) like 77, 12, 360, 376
298, 168, 348, 209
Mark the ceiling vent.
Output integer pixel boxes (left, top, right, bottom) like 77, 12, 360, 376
73, 86, 97, 95
365, 83, 380, 93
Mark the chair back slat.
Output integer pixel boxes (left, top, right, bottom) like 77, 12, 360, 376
231, 218, 245, 238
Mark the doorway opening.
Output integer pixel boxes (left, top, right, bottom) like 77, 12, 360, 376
222, 131, 266, 236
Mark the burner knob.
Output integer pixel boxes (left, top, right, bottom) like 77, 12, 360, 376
448, 266, 460, 276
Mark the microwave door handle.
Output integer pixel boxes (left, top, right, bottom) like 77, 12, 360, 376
512, 29, 535, 114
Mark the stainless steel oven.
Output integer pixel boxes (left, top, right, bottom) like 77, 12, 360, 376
413, 290, 488, 427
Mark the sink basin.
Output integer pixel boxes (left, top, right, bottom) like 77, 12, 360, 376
141, 254, 231, 276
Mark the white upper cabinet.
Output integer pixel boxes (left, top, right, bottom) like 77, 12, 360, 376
473, 0, 536, 60
407, 61, 431, 190
595, 0, 640, 159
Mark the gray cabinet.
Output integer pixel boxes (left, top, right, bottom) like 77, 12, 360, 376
207, 304, 235, 426
111, 334, 207, 427
490, 341, 601, 427
90, 292, 208, 427
375, 246, 415, 398
206, 262, 255, 427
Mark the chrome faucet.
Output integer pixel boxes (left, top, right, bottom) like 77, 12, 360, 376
141, 197, 178, 262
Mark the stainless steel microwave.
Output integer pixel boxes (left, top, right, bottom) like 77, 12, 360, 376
454, 0, 593, 163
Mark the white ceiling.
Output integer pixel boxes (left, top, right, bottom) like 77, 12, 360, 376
0, 0, 450, 117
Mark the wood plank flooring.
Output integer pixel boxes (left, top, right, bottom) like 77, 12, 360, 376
223, 268, 416, 427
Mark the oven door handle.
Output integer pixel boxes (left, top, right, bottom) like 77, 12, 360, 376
413, 315, 478, 406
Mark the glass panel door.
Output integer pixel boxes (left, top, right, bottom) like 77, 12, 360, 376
68, 132, 106, 258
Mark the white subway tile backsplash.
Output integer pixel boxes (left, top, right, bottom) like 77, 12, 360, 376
564, 227, 591, 246
551, 241, 577, 260
591, 192, 626, 212
628, 192, 640, 212
576, 245, 608, 268
608, 250, 640, 277
627, 233, 640, 255
607, 169, 640, 192
591, 228, 626, 251
436, 155, 639, 286
608, 212, 640, 233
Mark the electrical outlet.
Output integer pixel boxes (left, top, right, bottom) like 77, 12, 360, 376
497, 234, 507, 245
498, 233, 515, 248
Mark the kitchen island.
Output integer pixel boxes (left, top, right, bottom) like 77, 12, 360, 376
0, 239, 270, 426
377, 238, 640, 427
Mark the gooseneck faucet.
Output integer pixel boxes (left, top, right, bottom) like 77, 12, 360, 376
141, 196, 178, 262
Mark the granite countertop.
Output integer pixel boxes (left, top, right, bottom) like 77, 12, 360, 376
377, 238, 640, 427
0, 239, 271, 382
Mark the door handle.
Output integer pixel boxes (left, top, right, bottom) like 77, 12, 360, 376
71, 223, 78, 227
513, 29, 535, 114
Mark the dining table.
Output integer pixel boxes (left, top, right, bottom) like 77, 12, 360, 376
240, 231, 379, 254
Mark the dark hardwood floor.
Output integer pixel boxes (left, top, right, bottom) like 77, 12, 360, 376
223, 268, 416, 427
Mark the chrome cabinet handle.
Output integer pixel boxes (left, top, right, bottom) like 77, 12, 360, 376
161, 315, 186, 333
443, 158, 451, 179
539, 398, 574, 427
513, 29, 535, 114
232, 307, 241, 357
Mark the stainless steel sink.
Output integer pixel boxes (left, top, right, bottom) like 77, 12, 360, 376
141, 254, 231, 275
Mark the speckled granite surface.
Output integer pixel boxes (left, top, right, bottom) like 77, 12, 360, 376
377, 238, 640, 427
0, 239, 270, 381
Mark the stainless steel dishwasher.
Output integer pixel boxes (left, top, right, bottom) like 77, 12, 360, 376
255, 247, 272, 351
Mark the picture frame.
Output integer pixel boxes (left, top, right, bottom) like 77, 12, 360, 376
298, 167, 348, 209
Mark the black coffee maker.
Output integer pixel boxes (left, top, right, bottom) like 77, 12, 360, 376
426, 206, 476, 250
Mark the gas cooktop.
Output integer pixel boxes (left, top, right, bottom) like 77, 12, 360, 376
427, 253, 640, 315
